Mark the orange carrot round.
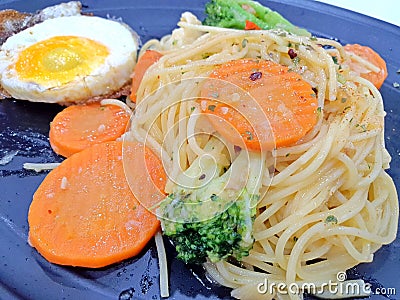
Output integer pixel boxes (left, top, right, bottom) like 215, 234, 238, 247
130, 50, 163, 103
49, 102, 130, 157
122, 141, 167, 209
344, 44, 387, 89
28, 141, 166, 268
200, 59, 318, 151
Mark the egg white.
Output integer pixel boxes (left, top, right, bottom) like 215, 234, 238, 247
0, 15, 138, 103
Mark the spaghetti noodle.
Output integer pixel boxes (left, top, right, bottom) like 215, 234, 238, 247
124, 12, 398, 299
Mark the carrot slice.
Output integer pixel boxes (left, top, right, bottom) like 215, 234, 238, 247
28, 141, 166, 268
130, 50, 163, 103
49, 102, 130, 157
200, 59, 318, 151
344, 44, 388, 89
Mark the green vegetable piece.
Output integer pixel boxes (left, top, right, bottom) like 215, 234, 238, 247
325, 215, 338, 225
161, 189, 256, 264
203, 0, 310, 36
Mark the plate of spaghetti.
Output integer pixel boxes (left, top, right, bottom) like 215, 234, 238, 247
0, 1, 399, 300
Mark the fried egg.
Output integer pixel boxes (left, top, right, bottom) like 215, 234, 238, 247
0, 15, 138, 103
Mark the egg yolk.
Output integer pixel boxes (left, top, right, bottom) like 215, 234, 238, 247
15, 36, 109, 87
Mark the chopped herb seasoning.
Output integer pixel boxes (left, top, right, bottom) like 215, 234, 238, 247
288, 42, 292, 47
325, 215, 338, 225
285, 153, 290, 157
210, 92, 219, 98
332, 56, 338, 64
288, 48, 297, 59
191, 106, 195, 112
341, 97, 347, 103
245, 131, 253, 140
360, 124, 367, 132
337, 73, 346, 84
199, 174, 206, 180
249, 71, 262, 81
210, 194, 218, 201
316, 107, 322, 116
183, 193, 192, 200
293, 236, 299, 242
241, 38, 248, 48
202, 52, 212, 59
208, 105, 216, 112
310, 36, 318, 41
393, 82, 400, 88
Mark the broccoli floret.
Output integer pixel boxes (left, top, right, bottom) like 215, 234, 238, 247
159, 149, 261, 264
161, 189, 255, 264
203, 0, 310, 36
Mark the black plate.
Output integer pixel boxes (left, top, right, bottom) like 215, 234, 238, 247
0, 1, 399, 299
